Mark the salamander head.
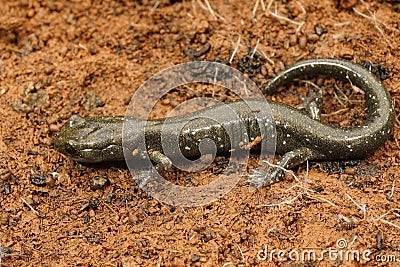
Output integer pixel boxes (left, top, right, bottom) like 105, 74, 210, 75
54, 115, 127, 163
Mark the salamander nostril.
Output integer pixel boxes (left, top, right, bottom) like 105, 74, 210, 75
64, 143, 78, 155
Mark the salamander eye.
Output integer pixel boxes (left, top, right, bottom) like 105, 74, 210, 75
64, 143, 78, 155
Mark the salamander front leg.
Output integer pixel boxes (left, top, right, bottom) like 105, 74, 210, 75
149, 150, 172, 174
132, 150, 172, 188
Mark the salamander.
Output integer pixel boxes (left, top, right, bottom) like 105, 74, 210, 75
53, 58, 394, 186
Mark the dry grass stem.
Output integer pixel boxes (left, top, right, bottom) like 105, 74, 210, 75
296, 1, 306, 14
252, 0, 260, 19
229, 35, 241, 64
250, 38, 260, 59
258, 160, 336, 208
346, 193, 367, 219
353, 7, 396, 50
197, 0, 225, 21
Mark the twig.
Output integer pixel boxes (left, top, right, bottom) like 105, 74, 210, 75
255, 47, 274, 65
380, 219, 400, 230
374, 208, 400, 221
190, 0, 197, 16
304, 158, 309, 183
252, 0, 260, 19
263, 160, 300, 183
333, 83, 349, 108
346, 194, 367, 219
151, 0, 161, 11
20, 197, 45, 217
258, 193, 302, 207
229, 35, 241, 64
212, 67, 218, 97
353, 7, 395, 49
394, 208, 400, 216
284, 183, 312, 193
321, 108, 349, 117
233, 74, 249, 96
388, 179, 396, 199
296, 1, 306, 14
301, 80, 323, 91
237, 244, 245, 261
269, 11, 300, 26
197, 0, 225, 21
394, 137, 400, 150
266, 0, 274, 10
250, 38, 260, 59
260, 0, 266, 11
333, 21, 352, 28
307, 195, 337, 207
269, 9, 304, 33
257, 159, 337, 208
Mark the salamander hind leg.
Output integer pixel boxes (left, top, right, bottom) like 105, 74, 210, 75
299, 89, 323, 121
249, 147, 315, 187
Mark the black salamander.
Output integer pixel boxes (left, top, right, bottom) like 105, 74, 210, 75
54, 59, 394, 185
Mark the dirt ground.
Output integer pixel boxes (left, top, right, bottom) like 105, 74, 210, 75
1, 0, 400, 266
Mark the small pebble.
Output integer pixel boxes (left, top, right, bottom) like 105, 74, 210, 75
128, 214, 139, 224
89, 45, 98, 55
131, 148, 139, 157
283, 38, 290, 49
4, 184, 12, 195
89, 209, 95, 218
170, 26, 178, 34
27, 9, 35, 18
45, 176, 55, 187
342, 54, 353, 60
199, 33, 207, 44
57, 173, 71, 186
30, 173, 48, 186
49, 124, 60, 132
174, 4, 183, 12
314, 24, 327, 36
307, 34, 320, 43
289, 34, 297, 46
0, 214, 9, 225
0, 247, 12, 255
313, 185, 324, 193
338, 0, 358, 9
44, 65, 55, 75
345, 167, 357, 175
90, 175, 110, 190
191, 255, 200, 263
47, 116, 58, 125
27, 150, 39, 156
298, 36, 307, 49
148, 207, 158, 214
141, 251, 150, 259
11, 102, 32, 113
394, 4, 400, 13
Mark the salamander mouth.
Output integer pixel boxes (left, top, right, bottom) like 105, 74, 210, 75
54, 134, 123, 163
63, 143, 78, 156
71, 144, 124, 163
